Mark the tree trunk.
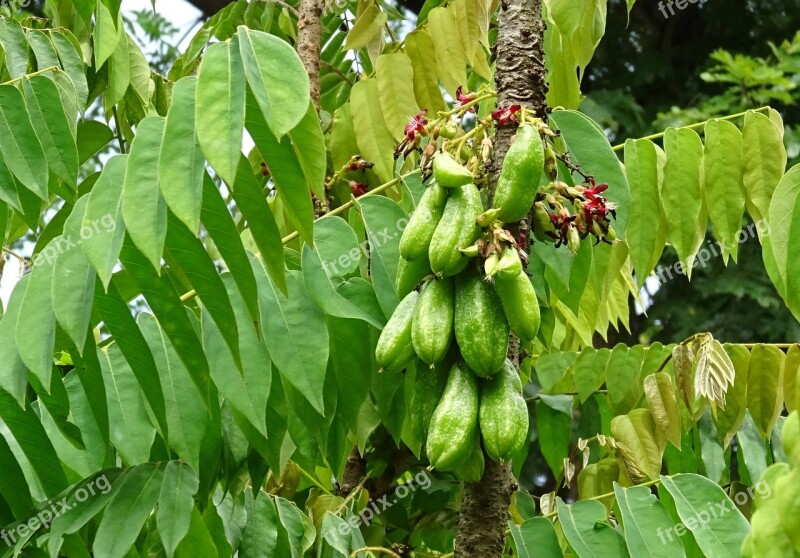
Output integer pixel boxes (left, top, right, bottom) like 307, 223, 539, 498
297, 0, 322, 111
454, 0, 547, 555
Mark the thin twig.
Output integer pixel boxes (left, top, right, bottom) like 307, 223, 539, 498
321, 60, 354, 85
2, 246, 31, 268
270, 0, 300, 16
351, 547, 401, 558
1, 65, 58, 85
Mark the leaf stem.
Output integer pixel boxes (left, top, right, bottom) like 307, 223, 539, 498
541, 477, 661, 519
610, 106, 771, 151
297, 465, 333, 496
351, 547, 401, 558
1, 65, 58, 85
2, 246, 31, 268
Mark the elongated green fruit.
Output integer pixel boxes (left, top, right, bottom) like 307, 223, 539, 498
455, 269, 509, 377
493, 125, 544, 222
495, 247, 522, 280
480, 359, 529, 462
427, 362, 479, 471
494, 271, 540, 344
455, 440, 485, 483
412, 278, 454, 365
396, 255, 430, 298
407, 357, 450, 453
399, 181, 447, 260
432, 151, 473, 188
429, 183, 483, 276
375, 291, 419, 371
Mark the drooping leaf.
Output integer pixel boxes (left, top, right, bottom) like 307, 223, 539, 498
765, 165, 800, 320
715, 343, 750, 447
558, 498, 629, 558
427, 6, 467, 97
743, 110, 786, 224
0, 85, 49, 200
614, 483, 685, 558
375, 53, 421, 142
746, 344, 784, 439
0, 18, 29, 78
157, 461, 199, 558
344, 5, 386, 50
0, 274, 28, 404
50, 30, 89, 110
350, 79, 396, 182
404, 30, 446, 113
509, 517, 561, 558
611, 408, 664, 482
644, 372, 682, 449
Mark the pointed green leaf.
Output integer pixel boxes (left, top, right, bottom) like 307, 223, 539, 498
509, 517, 561, 558
0, 85, 49, 199
50, 30, 89, 110
614, 483, 685, 558
350, 79, 396, 182
765, 165, 800, 320
157, 461, 200, 558
0, 275, 30, 405
743, 110, 786, 224
16, 244, 57, 385
405, 30, 446, 113
558, 498, 629, 558
376, 53, 421, 142
0, 19, 28, 78
747, 344, 784, 439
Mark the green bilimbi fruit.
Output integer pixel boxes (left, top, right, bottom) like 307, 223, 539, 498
479, 359, 529, 462
412, 278, 455, 365
493, 125, 544, 223
494, 271, 540, 344
433, 151, 473, 188
407, 357, 450, 453
454, 269, 509, 377
375, 291, 419, 371
429, 183, 483, 276
455, 440, 485, 483
399, 181, 447, 260
427, 362, 479, 471
396, 256, 430, 298
531, 200, 556, 242
493, 247, 522, 280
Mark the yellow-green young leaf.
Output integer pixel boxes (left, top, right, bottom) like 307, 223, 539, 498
196, 39, 246, 186
404, 30, 446, 114
611, 408, 664, 482
22, 75, 79, 187
50, 30, 89, 110
747, 344, 785, 439
624, 139, 666, 285
287, 102, 327, 198
544, 26, 580, 109
0, 85, 49, 200
159, 77, 203, 234
94, 0, 122, 68
606, 344, 645, 415
127, 34, 151, 109
743, 110, 786, 225
644, 372, 682, 449
509, 517, 561, 558
557, 498, 629, 558
157, 461, 199, 558
744, 466, 800, 558
693, 336, 735, 410
453, 0, 481, 68
104, 28, 131, 109
703, 119, 745, 263
0, 18, 30, 79
345, 5, 386, 50
237, 26, 310, 138
784, 344, 800, 413
572, 346, 611, 403
94, 463, 165, 558
716, 344, 750, 448
122, 116, 167, 271
672, 344, 694, 410
548, 0, 607, 78
577, 458, 619, 501
427, 6, 467, 97
765, 165, 800, 320
350, 79, 396, 182
662, 127, 706, 275
376, 54, 421, 143
329, 102, 360, 170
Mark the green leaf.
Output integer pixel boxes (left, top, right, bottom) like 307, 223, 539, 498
611, 408, 664, 482
743, 110, 786, 224
660, 473, 750, 557
77, 120, 115, 165
104, 25, 131, 108
746, 344, 784, 439
127, 34, 150, 107
94, 0, 122, 68
344, 5, 386, 50
94, 463, 165, 558
16, 243, 57, 385
715, 343, 750, 447
98, 344, 157, 464
81, 154, 127, 288
765, 165, 800, 320
509, 517, 561, 558
537, 394, 573, 476
157, 461, 199, 557
22, 75, 79, 187
240, 490, 282, 557
550, 110, 631, 238
313, 216, 361, 277
624, 139, 666, 282
237, 26, 309, 138
50, 30, 89, 110
230, 157, 286, 293
0, 18, 29, 78
52, 195, 95, 350
256, 262, 329, 415
376, 53, 421, 142
246, 93, 315, 244
427, 6, 467, 97
318, 512, 367, 557
614, 483, 685, 558
356, 194, 406, 317
661, 127, 706, 275
703, 119, 745, 263
572, 346, 611, 403
0, 85, 49, 199
558, 497, 629, 558
350, 78, 396, 182
26, 28, 60, 70
738, 411, 768, 484
784, 344, 800, 413
606, 344, 645, 415
175, 507, 218, 558
404, 30, 446, 113
159, 77, 204, 234
275, 496, 315, 557
0, 434, 33, 520
139, 313, 207, 468
93, 279, 169, 437
196, 39, 245, 186
0, 275, 30, 405
122, 116, 167, 271
644, 372, 682, 449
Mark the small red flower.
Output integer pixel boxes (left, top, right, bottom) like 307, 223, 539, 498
517, 231, 527, 249
350, 182, 368, 197
548, 211, 575, 247
260, 162, 270, 177
491, 105, 521, 127
584, 180, 608, 202
456, 86, 477, 113
404, 110, 429, 141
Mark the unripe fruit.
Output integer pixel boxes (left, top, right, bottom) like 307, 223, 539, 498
493, 247, 522, 280
480, 359, 529, 462
375, 291, 419, 371
429, 183, 483, 276
494, 271, 540, 344
455, 441, 485, 483
399, 181, 447, 260
454, 269, 509, 377
493, 125, 545, 222
427, 362, 479, 471
412, 278, 455, 365
396, 256, 430, 298
432, 152, 473, 188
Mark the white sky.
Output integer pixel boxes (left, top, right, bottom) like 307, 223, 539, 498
1, 0, 201, 307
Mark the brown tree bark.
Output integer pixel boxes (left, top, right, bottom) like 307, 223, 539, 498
454, 0, 547, 556
297, 0, 322, 111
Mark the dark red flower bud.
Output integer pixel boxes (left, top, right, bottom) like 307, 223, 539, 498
350, 182, 368, 197
491, 105, 521, 127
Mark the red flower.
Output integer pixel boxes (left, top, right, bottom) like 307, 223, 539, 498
517, 231, 527, 249
456, 86, 477, 112
547, 211, 576, 247
584, 180, 609, 202
491, 105, 521, 127
260, 162, 270, 177
350, 182, 368, 197
404, 110, 429, 141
